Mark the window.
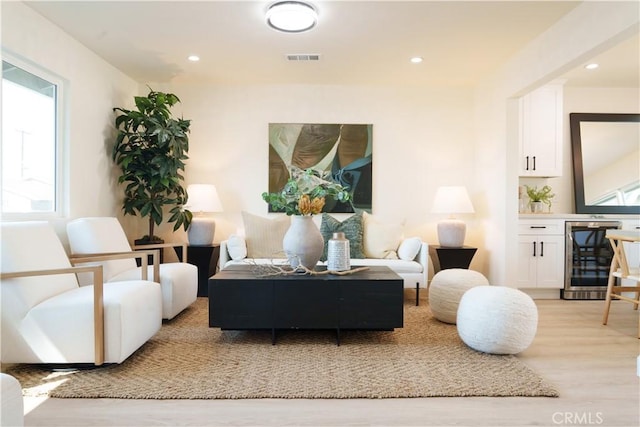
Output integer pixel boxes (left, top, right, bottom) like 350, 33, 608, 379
1, 57, 64, 217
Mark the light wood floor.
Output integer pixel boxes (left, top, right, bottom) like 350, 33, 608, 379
19, 294, 640, 427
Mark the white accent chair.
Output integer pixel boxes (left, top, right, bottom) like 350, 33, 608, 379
66, 217, 198, 320
1, 373, 24, 427
0, 221, 162, 365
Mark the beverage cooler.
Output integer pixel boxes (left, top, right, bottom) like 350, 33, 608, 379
562, 221, 622, 300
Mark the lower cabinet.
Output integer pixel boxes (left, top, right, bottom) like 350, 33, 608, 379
516, 219, 565, 289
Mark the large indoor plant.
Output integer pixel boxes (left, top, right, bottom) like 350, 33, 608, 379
112, 88, 192, 244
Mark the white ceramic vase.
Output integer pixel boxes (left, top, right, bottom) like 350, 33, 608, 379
282, 215, 324, 270
530, 201, 544, 213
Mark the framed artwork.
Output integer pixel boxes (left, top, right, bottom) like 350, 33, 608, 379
268, 123, 373, 213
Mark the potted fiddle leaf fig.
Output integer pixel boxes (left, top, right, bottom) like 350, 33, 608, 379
112, 88, 193, 244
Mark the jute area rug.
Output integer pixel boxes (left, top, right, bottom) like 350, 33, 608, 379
7, 297, 558, 399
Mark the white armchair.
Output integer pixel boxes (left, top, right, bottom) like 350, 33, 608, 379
66, 217, 198, 320
0, 221, 162, 365
1, 373, 23, 426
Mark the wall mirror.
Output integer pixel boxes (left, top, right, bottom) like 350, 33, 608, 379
570, 112, 640, 214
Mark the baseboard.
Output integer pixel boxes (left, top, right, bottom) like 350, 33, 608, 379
518, 288, 561, 299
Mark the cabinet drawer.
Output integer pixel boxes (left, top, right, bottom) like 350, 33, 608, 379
518, 220, 563, 235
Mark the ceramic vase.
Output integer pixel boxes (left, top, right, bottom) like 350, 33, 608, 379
282, 215, 324, 270
530, 201, 544, 213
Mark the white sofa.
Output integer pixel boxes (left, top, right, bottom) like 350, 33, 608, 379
218, 212, 429, 305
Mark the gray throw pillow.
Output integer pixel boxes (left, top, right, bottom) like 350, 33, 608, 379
320, 212, 365, 260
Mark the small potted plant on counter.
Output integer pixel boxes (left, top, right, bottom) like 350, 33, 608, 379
525, 185, 555, 213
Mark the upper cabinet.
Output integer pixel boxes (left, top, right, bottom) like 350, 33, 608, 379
519, 82, 565, 177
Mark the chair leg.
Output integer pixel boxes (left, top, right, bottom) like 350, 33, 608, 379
602, 272, 616, 326
415, 283, 420, 306
602, 246, 621, 326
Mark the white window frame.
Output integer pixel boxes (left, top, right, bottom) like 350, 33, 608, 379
1, 51, 67, 220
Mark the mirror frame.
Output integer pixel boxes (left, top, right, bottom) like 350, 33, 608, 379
570, 112, 640, 215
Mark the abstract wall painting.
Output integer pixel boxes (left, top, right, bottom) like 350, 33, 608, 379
268, 123, 373, 213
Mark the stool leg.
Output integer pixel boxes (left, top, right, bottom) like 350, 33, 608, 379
602, 254, 619, 325
602, 274, 615, 325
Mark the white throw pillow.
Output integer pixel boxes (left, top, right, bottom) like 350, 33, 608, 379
241, 211, 290, 258
227, 234, 247, 260
398, 237, 422, 261
362, 212, 403, 259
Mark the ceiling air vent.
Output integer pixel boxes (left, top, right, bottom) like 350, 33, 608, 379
286, 54, 320, 61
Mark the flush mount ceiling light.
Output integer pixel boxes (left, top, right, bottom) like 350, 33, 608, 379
585, 63, 599, 70
266, 1, 317, 33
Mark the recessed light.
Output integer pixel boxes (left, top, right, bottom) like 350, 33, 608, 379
410, 57, 423, 64
266, 1, 317, 33
584, 63, 599, 70
188, 55, 200, 62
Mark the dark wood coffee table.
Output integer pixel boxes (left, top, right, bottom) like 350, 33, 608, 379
208, 265, 404, 345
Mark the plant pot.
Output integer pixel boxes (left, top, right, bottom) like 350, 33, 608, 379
530, 201, 544, 213
282, 215, 324, 270
134, 237, 165, 245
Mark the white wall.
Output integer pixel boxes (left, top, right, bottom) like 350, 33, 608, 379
1, 2, 139, 240
151, 82, 484, 269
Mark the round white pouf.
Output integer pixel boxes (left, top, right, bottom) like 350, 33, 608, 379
457, 286, 538, 355
428, 269, 489, 324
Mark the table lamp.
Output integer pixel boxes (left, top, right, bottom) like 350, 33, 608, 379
431, 186, 475, 248
185, 184, 223, 246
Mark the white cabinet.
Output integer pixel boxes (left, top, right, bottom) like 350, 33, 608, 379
516, 219, 565, 288
519, 82, 564, 177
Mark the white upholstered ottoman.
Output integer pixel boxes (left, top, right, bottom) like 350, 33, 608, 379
428, 268, 489, 324
457, 286, 538, 355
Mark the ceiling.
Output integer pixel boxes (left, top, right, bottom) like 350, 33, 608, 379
23, 0, 639, 88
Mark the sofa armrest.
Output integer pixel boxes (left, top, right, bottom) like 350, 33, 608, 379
416, 242, 429, 285
1, 264, 107, 365
70, 250, 160, 283
219, 240, 231, 268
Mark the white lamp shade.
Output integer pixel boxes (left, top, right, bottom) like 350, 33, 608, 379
185, 184, 222, 246
431, 186, 475, 215
186, 184, 223, 213
431, 186, 474, 248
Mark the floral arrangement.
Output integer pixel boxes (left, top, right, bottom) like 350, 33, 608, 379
262, 167, 352, 216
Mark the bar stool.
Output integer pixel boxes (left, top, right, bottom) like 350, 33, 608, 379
602, 230, 640, 338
